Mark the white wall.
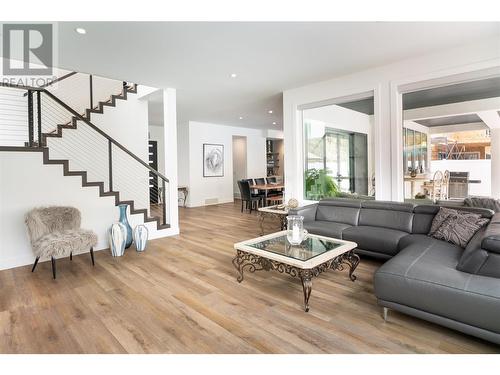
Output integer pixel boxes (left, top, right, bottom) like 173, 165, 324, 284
491, 128, 500, 198
184, 121, 272, 207
177, 122, 190, 187
162, 88, 180, 234
283, 36, 500, 203
91, 94, 149, 160
0, 151, 165, 271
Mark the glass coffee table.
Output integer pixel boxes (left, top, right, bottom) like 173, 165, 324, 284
233, 231, 359, 312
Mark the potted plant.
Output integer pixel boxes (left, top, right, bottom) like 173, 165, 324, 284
305, 169, 339, 199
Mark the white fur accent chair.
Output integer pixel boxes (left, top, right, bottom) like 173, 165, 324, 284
25, 206, 98, 279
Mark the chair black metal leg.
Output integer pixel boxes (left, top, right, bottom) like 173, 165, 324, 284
90, 247, 95, 266
51, 257, 56, 279
31, 257, 40, 272
241, 200, 244, 212
249, 201, 253, 214
70, 252, 72, 261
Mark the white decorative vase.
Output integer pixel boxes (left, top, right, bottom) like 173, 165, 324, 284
133, 224, 149, 252
109, 222, 127, 257
286, 215, 308, 245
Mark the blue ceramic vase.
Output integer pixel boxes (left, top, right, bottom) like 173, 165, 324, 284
133, 224, 149, 252
109, 222, 127, 257
118, 204, 133, 249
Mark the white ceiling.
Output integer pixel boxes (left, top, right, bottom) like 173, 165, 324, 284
55, 22, 500, 129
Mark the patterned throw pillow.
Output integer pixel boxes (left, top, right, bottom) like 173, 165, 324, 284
428, 207, 463, 236
432, 213, 490, 248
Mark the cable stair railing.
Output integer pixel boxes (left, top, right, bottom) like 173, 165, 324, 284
0, 79, 170, 230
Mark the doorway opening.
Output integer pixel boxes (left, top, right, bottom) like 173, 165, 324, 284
301, 94, 375, 200
232, 136, 247, 199
401, 76, 500, 202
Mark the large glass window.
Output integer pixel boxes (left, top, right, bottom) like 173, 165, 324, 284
402, 76, 500, 200
303, 99, 374, 200
403, 128, 428, 174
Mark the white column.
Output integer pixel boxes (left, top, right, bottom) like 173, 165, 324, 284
376, 84, 392, 201
491, 128, 500, 199
163, 88, 179, 234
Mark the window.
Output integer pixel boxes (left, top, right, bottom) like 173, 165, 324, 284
302, 100, 373, 200
403, 128, 428, 174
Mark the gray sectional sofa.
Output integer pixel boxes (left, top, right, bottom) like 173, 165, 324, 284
289, 198, 500, 345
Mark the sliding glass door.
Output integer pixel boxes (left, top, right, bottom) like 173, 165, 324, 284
304, 120, 369, 200
325, 130, 351, 192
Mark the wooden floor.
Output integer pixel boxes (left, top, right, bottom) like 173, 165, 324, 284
0, 201, 498, 353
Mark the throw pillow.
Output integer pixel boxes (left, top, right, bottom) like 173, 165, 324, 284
432, 213, 490, 248
428, 207, 464, 236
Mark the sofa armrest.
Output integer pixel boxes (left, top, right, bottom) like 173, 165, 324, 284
482, 235, 500, 254
481, 214, 500, 254
289, 204, 318, 222
457, 214, 500, 278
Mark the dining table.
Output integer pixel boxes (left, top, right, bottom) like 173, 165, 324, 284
403, 175, 429, 198
250, 183, 285, 206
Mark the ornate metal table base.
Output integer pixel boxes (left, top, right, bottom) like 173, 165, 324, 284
258, 211, 287, 235
232, 249, 360, 312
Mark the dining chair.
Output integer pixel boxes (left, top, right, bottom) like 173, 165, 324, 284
442, 170, 450, 200
237, 180, 261, 213
254, 178, 266, 185
246, 178, 265, 202
430, 170, 444, 201
266, 176, 281, 197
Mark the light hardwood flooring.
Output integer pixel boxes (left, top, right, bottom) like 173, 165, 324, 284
0, 201, 498, 353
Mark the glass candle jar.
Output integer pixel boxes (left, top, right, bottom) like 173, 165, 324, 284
286, 215, 307, 245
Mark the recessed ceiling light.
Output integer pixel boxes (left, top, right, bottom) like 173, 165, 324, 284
239, 116, 243, 120
75, 27, 87, 35
273, 122, 277, 125
230, 73, 237, 78
268, 110, 273, 114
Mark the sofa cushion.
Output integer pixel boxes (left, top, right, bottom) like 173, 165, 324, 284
412, 205, 438, 234
342, 226, 408, 256
361, 200, 415, 212
358, 208, 414, 233
397, 233, 440, 250
431, 211, 489, 248
374, 241, 500, 335
304, 220, 351, 239
315, 204, 360, 225
464, 197, 500, 213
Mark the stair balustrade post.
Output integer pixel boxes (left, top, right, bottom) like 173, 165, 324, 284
108, 139, 113, 192
27, 90, 34, 147
37, 91, 42, 147
89, 74, 93, 110
162, 179, 167, 226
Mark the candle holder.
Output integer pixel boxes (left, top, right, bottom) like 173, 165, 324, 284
286, 215, 308, 245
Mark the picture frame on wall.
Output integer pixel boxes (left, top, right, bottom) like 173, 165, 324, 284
203, 143, 224, 177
